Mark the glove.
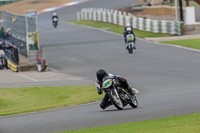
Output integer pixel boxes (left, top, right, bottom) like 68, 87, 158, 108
97, 87, 103, 95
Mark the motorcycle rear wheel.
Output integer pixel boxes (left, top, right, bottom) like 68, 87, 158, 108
129, 96, 138, 108
128, 44, 133, 54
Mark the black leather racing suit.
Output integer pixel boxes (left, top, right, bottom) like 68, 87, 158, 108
52, 15, 58, 26
123, 26, 136, 43
95, 73, 133, 109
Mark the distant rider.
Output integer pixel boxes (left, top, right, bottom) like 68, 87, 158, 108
0, 42, 16, 69
123, 24, 136, 49
95, 69, 135, 109
52, 12, 58, 27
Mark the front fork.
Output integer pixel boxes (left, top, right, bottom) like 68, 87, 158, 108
113, 86, 121, 100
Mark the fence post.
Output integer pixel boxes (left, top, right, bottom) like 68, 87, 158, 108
111, 9, 113, 23
107, 10, 111, 23
113, 10, 117, 25
179, 22, 184, 35
25, 15, 29, 62
158, 20, 162, 33
161, 20, 167, 33
152, 20, 159, 33
138, 18, 143, 30
93, 9, 97, 21
102, 9, 106, 22
143, 18, 146, 31
166, 21, 172, 34
118, 11, 123, 26
97, 9, 101, 21
84, 9, 88, 20
132, 16, 137, 28
89, 8, 92, 20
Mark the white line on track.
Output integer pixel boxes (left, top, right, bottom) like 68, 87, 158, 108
0, 101, 100, 118
154, 42, 200, 53
19, 74, 37, 82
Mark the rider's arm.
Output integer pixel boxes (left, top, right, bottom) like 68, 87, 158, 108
95, 81, 103, 95
133, 33, 136, 42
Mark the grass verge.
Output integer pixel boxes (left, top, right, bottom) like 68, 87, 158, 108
0, 86, 102, 116
71, 20, 172, 38
161, 39, 200, 50
61, 113, 200, 133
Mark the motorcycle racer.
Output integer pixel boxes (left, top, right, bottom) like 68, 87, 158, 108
123, 24, 136, 49
52, 12, 58, 28
95, 69, 135, 109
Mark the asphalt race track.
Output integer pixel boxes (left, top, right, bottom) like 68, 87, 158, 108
1, 0, 200, 133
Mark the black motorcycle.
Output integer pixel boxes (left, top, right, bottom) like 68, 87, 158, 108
102, 76, 139, 110
52, 18, 58, 28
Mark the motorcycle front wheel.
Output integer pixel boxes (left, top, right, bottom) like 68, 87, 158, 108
108, 89, 123, 110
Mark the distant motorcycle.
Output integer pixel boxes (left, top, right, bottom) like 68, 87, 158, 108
0, 50, 5, 69
125, 34, 136, 54
102, 76, 139, 110
52, 18, 58, 28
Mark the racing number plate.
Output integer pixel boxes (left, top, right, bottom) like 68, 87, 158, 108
103, 79, 112, 89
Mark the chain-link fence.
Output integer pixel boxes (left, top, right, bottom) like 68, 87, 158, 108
1, 11, 38, 57
3, 12, 26, 42
0, 11, 39, 65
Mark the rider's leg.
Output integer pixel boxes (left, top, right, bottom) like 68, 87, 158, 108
0, 58, 3, 69
133, 42, 136, 49
100, 93, 112, 109
116, 77, 135, 96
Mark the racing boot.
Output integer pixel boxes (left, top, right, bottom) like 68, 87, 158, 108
127, 86, 135, 96
100, 100, 113, 109
133, 43, 136, 49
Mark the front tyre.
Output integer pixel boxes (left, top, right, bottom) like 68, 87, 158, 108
128, 44, 133, 54
129, 96, 138, 108
108, 89, 123, 110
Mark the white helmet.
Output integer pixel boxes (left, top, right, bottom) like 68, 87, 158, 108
53, 12, 57, 16
126, 27, 132, 32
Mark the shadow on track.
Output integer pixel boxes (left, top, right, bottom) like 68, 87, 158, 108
99, 107, 139, 112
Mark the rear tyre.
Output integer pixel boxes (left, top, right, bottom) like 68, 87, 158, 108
53, 22, 57, 28
129, 96, 138, 108
128, 44, 133, 54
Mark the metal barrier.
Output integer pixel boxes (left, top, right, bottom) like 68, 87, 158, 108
0, 39, 19, 65
4, 47, 19, 65
77, 8, 184, 35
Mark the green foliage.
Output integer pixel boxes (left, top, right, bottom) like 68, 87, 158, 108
161, 39, 200, 50
0, 86, 103, 116
61, 113, 200, 133
71, 20, 171, 38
